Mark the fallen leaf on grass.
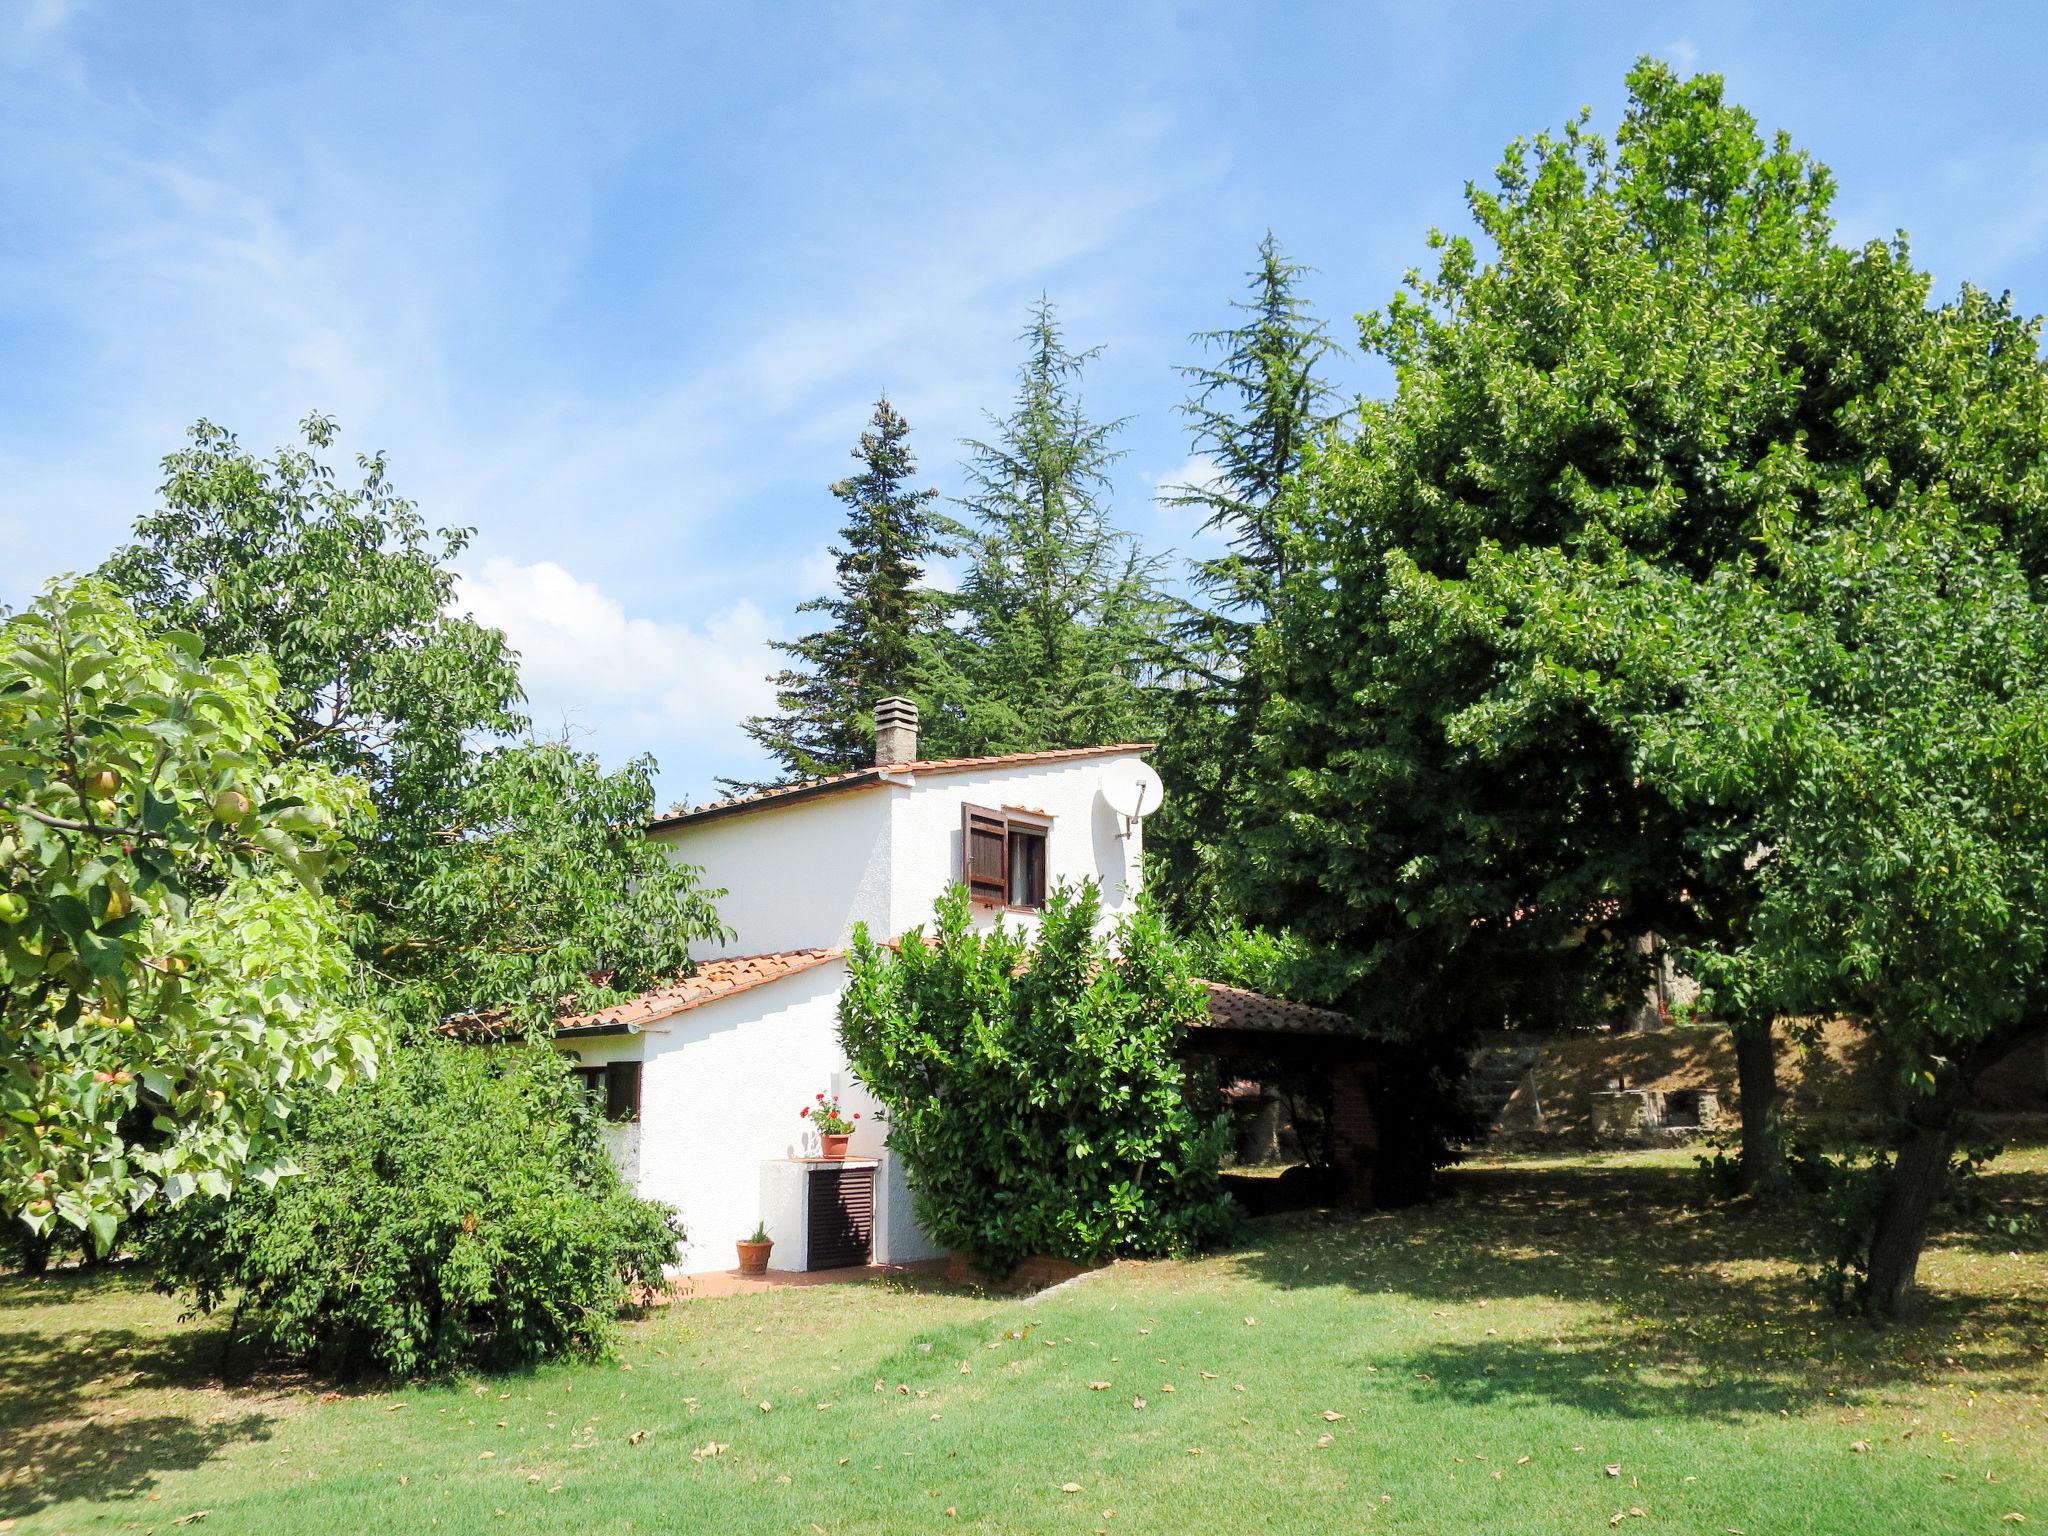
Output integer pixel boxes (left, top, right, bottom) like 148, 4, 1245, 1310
691, 1441, 729, 1461
1850, 1440, 1872, 1454
1316, 1435, 1334, 1448
1161, 1384, 1175, 1394
1088, 1380, 1112, 1390
838, 1458, 850, 1466
1199, 1372, 1217, 1380
1243, 1316, 1257, 1326
759, 1401, 774, 1413
2002, 1517, 2026, 1525
629, 1430, 649, 1445
479, 1451, 496, 1460
1061, 1482, 1083, 1493
1322, 1411, 1345, 1422
1132, 1396, 1147, 1410
170, 1514, 210, 1527
1605, 1464, 1623, 1477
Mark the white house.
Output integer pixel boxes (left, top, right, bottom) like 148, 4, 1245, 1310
525, 699, 1174, 1273
465, 697, 1368, 1276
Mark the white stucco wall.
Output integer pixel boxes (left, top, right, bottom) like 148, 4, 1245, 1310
650, 789, 893, 957
652, 749, 1150, 956
883, 753, 1145, 941
562, 958, 900, 1273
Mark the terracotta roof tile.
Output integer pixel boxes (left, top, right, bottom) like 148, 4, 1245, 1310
1195, 981, 1356, 1036
650, 743, 1154, 830
443, 949, 843, 1038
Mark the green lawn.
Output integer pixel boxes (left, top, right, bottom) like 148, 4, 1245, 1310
4, 1148, 2044, 1535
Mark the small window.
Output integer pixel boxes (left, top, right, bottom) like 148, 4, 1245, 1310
961, 803, 1053, 910
1007, 825, 1047, 908
573, 1061, 641, 1123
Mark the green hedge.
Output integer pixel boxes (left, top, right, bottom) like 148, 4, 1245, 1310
839, 883, 1234, 1274
146, 1040, 677, 1375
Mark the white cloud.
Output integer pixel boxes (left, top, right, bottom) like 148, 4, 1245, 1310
455, 556, 781, 783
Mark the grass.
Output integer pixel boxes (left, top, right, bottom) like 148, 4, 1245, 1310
3, 1147, 2044, 1535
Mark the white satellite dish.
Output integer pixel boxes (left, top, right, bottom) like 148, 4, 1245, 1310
1100, 761, 1165, 838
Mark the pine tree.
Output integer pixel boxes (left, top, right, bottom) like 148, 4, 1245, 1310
919, 300, 1166, 757
1150, 236, 1341, 918
738, 397, 944, 785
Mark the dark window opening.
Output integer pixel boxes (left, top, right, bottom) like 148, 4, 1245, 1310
1662, 1088, 1702, 1128
573, 1061, 642, 1123
1007, 825, 1047, 908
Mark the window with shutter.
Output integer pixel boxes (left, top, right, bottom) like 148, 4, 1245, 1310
962, 804, 1008, 904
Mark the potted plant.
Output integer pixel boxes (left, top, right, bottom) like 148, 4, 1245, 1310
800, 1092, 860, 1159
736, 1221, 773, 1276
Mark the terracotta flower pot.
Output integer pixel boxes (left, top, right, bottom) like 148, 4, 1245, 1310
821, 1132, 851, 1160
736, 1239, 773, 1277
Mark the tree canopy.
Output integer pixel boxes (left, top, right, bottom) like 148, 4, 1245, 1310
919, 301, 1167, 757
0, 580, 377, 1248
1150, 235, 1341, 918
1233, 58, 2048, 1301
374, 740, 729, 1032
739, 397, 947, 785
101, 414, 526, 930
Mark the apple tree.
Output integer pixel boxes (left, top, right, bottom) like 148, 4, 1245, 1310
0, 579, 377, 1250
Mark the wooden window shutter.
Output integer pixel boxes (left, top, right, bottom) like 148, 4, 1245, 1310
961, 803, 1008, 904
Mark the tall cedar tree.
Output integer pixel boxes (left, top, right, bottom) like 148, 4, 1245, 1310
738, 398, 945, 786
919, 301, 1165, 757
1150, 236, 1341, 919
1233, 61, 2048, 1260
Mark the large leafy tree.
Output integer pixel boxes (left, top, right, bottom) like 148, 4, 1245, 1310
919, 301, 1167, 757
1151, 236, 1341, 917
738, 397, 947, 785
0, 580, 376, 1248
1237, 61, 2048, 1251
374, 740, 728, 1031
101, 414, 526, 927
1476, 503, 2048, 1313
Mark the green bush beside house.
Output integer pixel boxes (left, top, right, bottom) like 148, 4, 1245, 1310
839, 882, 1235, 1276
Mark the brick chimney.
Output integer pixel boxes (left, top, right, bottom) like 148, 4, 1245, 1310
874, 696, 919, 765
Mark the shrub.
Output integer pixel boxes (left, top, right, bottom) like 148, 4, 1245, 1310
146, 1039, 677, 1375
839, 882, 1235, 1274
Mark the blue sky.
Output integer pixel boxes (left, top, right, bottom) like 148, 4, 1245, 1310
6, 1, 2047, 803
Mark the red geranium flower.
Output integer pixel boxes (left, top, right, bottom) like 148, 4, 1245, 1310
799, 1107, 809, 1118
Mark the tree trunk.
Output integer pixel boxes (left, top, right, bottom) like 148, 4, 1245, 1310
1732, 1017, 1784, 1197
1862, 1018, 2048, 1317
1865, 1113, 1956, 1318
